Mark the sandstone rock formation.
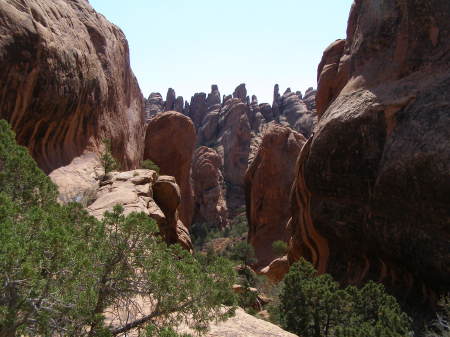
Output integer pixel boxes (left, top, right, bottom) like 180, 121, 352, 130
144, 111, 196, 227
216, 98, 252, 215
0, 0, 144, 197
153, 175, 192, 251
192, 147, 228, 229
288, 0, 450, 306
278, 89, 316, 138
178, 308, 298, 337
182, 83, 316, 226
259, 256, 290, 283
142, 83, 317, 229
245, 124, 306, 268
145, 93, 164, 120
87, 170, 192, 250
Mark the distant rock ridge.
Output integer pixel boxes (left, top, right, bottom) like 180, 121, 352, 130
145, 83, 316, 228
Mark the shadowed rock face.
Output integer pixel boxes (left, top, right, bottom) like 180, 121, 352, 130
0, 0, 144, 175
153, 175, 192, 251
144, 111, 196, 228
289, 0, 450, 306
245, 124, 306, 268
192, 146, 228, 229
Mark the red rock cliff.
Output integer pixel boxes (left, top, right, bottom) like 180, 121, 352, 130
245, 124, 305, 268
0, 0, 144, 200
0, 0, 144, 196
289, 0, 450, 305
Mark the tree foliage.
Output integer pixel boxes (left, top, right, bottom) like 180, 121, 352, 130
278, 258, 412, 337
100, 139, 119, 174
0, 120, 236, 337
272, 240, 288, 257
141, 159, 160, 174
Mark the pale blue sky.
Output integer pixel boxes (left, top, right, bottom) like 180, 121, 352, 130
89, 0, 353, 104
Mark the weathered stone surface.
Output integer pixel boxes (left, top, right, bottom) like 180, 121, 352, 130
174, 96, 184, 113
302, 87, 317, 111
192, 147, 228, 229
272, 84, 281, 121
259, 256, 290, 283
278, 89, 316, 138
153, 175, 193, 251
145, 92, 164, 119
288, 0, 450, 307
217, 99, 252, 215
178, 308, 298, 337
88, 169, 158, 218
50, 152, 102, 204
0, 0, 144, 180
316, 40, 347, 116
206, 84, 221, 107
144, 111, 196, 227
87, 170, 191, 250
164, 88, 176, 111
233, 83, 247, 102
188, 92, 208, 129
219, 99, 252, 187
245, 124, 305, 267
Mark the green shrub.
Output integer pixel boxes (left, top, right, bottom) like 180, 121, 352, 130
272, 240, 288, 257
0, 120, 57, 207
142, 159, 160, 173
99, 139, 119, 174
0, 120, 236, 336
226, 241, 256, 266
278, 258, 412, 337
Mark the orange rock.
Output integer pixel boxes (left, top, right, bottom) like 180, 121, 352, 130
192, 146, 228, 229
245, 124, 305, 268
0, 0, 144, 176
289, 0, 450, 306
144, 111, 196, 228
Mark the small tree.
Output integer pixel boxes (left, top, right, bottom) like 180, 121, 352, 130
0, 120, 237, 337
142, 159, 160, 173
100, 139, 119, 174
278, 258, 412, 337
227, 241, 256, 266
272, 240, 288, 257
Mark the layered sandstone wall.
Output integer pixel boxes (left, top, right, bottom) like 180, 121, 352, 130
0, 0, 145, 198
288, 0, 450, 304
245, 125, 305, 268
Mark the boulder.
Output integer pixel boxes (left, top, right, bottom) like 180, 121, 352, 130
144, 111, 196, 228
87, 170, 191, 251
153, 175, 193, 251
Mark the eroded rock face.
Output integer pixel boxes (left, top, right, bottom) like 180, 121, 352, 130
178, 308, 298, 337
153, 175, 192, 251
0, 0, 144, 178
145, 93, 164, 119
144, 111, 196, 228
245, 124, 306, 268
289, 0, 450, 306
192, 147, 228, 229
278, 89, 316, 138
87, 170, 192, 251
